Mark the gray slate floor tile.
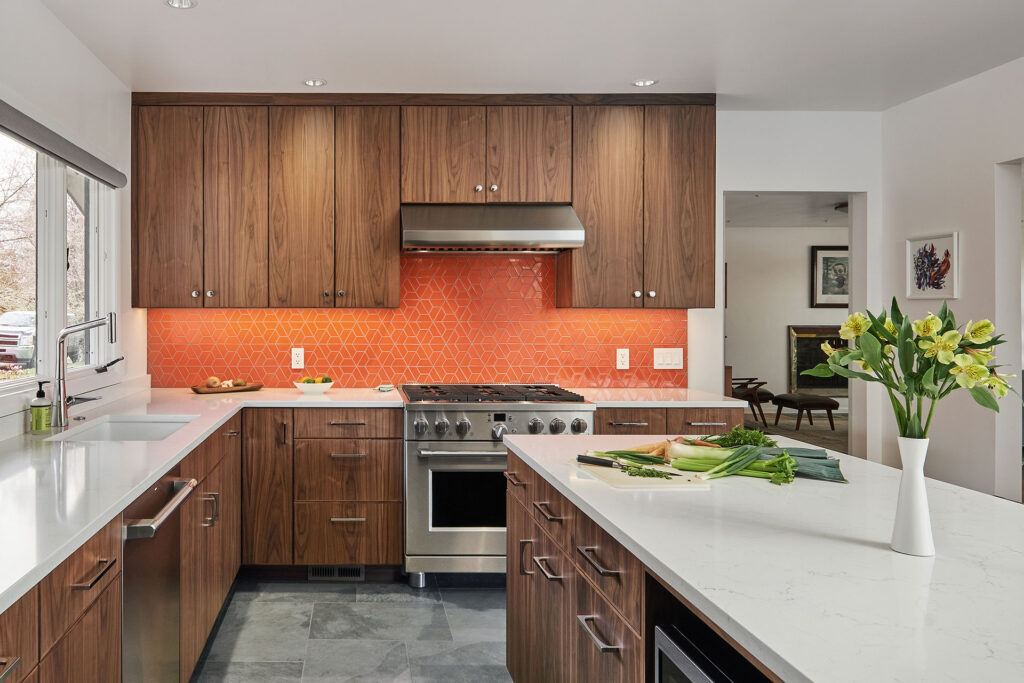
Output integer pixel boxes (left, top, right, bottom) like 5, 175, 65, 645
233, 580, 357, 604
440, 589, 508, 642
310, 603, 453, 641
195, 660, 305, 682
356, 583, 443, 604
302, 639, 411, 682
206, 601, 312, 662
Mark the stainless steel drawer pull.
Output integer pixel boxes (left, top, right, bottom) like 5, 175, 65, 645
125, 478, 198, 539
533, 501, 564, 522
610, 421, 648, 427
280, 421, 288, 444
201, 493, 219, 527
577, 615, 622, 653
532, 556, 564, 581
226, 430, 240, 437
519, 539, 534, 576
687, 422, 727, 427
329, 421, 367, 426
0, 657, 21, 682
418, 449, 503, 458
71, 557, 117, 590
330, 453, 367, 459
576, 545, 622, 576
503, 471, 525, 487
330, 517, 366, 523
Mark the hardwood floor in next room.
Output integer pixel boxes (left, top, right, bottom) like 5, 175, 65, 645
195, 577, 512, 683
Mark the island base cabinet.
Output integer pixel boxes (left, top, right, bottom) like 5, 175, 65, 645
39, 575, 121, 683
505, 493, 534, 683
574, 573, 642, 683
0, 586, 38, 683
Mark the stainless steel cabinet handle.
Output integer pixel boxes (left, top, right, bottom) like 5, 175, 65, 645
330, 517, 366, 523
70, 557, 117, 590
533, 501, 564, 523
532, 556, 564, 581
337, 290, 346, 297
330, 453, 367, 459
688, 422, 727, 427
190, 290, 200, 298
489, 184, 498, 192
503, 471, 525, 487
280, 421, 288, 444
125, 478, 198, 539
576, 545, 622, 576
648, 290, 656, 298
323, 290, 331, 298
206, 290, 215, 298
419, 449, 504, 458
201, 493, 217, 527
226, 430, 240, 437
0, 657, 21, 682
577, 615, 622, 653
518, 539, 534, 575
474, 184, 483, 192
610, 421, 648, 427
329, 421, 367, 427
632, 290, 642, 298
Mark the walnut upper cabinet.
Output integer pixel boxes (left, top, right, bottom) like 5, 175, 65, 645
400, 105, 571, 204
269, 106, 336, 307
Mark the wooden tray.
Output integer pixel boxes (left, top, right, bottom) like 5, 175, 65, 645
190, 383, 264, 394
577, 463, 709, 490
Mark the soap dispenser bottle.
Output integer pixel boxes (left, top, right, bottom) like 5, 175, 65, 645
30, 380, 51, 432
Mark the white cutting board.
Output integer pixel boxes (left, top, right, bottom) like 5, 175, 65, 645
577, 463, 710, 490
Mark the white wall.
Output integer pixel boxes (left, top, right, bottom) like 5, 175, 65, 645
0, 0, 145, 422
725, 226, 849, 411
882, 56, 1024, 500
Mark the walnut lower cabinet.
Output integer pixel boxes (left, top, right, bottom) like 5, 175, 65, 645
595, 406, 743, 436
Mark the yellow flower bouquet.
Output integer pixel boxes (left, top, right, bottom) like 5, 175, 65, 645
803, 298, 1017, 438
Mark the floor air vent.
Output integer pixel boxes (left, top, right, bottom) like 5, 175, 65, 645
308, 565, 365, 582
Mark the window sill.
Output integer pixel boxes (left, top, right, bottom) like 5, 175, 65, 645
0, 365, 131, 420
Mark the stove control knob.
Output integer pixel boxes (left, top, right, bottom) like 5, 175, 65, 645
434, 418, 450, 435
492, 423, 509, 440
456, 418, 472, 437
549, 418, 566, 434
413, 418, 429, 436
571, 418, 589, 434
528, 417, 545, 434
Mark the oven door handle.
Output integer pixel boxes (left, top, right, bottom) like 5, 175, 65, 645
417, 449, 505, 458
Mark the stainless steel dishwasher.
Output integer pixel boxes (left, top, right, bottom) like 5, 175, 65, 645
123, 468, 197, 683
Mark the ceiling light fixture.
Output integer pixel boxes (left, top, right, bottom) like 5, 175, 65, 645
632, 79, 658, 87
165, 0, 198, 8
304, 79, 327, 87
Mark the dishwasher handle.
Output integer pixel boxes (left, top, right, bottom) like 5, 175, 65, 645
125, 478, 198, 540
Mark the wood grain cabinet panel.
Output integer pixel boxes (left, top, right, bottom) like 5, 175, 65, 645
0, 586, 38, 683
292, 408, 403, 439
179, 412, 241, 483
39, 516, 122, 654
556, 106, 644, 308
573, 573, 642, 683
242, 408, 294, 564
133, 106, 204, 307
269, 106, 335, 307
505, 496, 536, 683
573, 511, 644, 633
530, 475, 576, 554
203, 106, 269, 307
335, 106, 400, 308
530, 530, 575, 683
179, 470, 209, 683
486, 106, 571, 203
594, 407, 667, 435
39, 576, 121, 683
643, 105, 715, 309
666, 407, 744, 435
294, 439, 402, 502
401, 106, 486, 203
293, 502, 402, 565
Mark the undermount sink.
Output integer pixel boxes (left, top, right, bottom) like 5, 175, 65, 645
47, 414, 198, 442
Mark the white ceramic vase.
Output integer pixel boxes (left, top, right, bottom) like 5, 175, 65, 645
890, 437, 935, 557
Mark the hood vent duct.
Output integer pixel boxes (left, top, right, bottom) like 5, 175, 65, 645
401, 204, 585, 252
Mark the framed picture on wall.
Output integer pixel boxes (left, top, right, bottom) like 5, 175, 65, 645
906, 232, 959, 299
810, 246, 849, 308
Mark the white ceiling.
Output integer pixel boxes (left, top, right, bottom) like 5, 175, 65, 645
39, 0, 1024, 110
724, 192, 850, 228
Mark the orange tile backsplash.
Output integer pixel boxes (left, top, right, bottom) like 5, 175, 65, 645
147, 255, 687, 388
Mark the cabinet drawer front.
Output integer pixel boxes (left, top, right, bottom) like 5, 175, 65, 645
594, 408, 666, 435
181, 412, 242, 483
39, 576, 120, 683
530, 476, 576, 553
293, 408, 402, 439
0, 586, 38, 683
39, 516, 122, 654
504, 450, 536, 504
666, 407, 744, 435
294, 502, 402, 565
574, 574, 642, 683
572, 513, 643, 632
294, 439, 401, 502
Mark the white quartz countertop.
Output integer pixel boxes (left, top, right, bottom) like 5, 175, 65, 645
570, 387, 744, 408
0, 387, 402, 614
504, 434, 1024, 682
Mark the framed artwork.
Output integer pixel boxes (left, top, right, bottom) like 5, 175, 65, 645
788, 325, 849, 396
810, 246, 849, 308
906, 232, 958, 299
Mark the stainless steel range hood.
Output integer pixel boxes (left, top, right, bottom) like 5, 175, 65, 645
401, 204, 585, 252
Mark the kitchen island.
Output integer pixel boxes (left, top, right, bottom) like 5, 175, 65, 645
504, 433, 1024, 682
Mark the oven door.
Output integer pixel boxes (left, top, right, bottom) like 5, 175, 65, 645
405, 441, 507, 559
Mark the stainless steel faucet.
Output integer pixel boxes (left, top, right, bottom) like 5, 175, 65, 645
52, 312, 117, 429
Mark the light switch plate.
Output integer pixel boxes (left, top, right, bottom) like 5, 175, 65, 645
616, 348, 629, 370
291, 347, 304, 369
653, 348, 684, 369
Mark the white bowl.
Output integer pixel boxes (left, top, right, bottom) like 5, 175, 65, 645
294, 381, 334, 394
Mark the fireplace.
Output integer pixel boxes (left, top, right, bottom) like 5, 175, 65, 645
788, 325, 848, 396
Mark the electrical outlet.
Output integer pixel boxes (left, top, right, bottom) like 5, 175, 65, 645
616, 348, 629, 370
291, 347, 304, 369
653, 348, 685, 369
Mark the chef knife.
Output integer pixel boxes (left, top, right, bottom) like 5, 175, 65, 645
576, 454, 682, 476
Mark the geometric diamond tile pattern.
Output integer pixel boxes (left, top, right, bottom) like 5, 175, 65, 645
148, 255, 688, 388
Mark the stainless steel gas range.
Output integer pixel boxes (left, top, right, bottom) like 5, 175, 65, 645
402, 384, 594, 586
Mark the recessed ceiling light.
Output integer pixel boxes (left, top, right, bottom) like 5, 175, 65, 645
304, 79, 327, 87
165, 0, 198, 8
632, 79, 658, 87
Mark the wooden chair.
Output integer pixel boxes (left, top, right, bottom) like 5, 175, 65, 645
731, 378, 773, 426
